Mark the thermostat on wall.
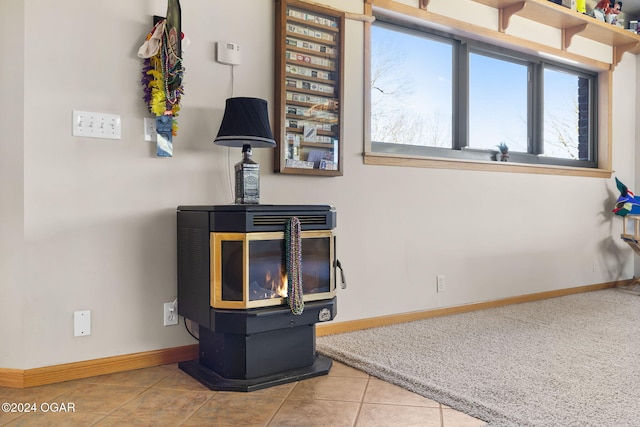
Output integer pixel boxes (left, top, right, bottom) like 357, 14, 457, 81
216, 41, 241, 65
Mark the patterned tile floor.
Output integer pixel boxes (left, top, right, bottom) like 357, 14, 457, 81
0, 361, 486, 426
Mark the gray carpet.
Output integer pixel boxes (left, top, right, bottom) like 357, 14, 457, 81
317, 289, 640, 426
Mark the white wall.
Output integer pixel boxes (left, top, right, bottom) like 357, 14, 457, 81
0, 0, 25, 369
1, 0, 635, 369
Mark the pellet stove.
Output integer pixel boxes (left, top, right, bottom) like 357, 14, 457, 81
176, 205, 339, 391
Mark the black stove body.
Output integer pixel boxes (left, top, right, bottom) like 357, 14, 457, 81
176, 205, 337, 391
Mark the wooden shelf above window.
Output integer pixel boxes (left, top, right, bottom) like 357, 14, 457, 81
471, 0, 640, 64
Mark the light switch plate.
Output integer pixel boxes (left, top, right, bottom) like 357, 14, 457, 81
73, 110, 121, 140
144, 118, 157, 142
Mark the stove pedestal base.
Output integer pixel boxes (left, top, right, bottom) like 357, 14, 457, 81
179, 354, 332, 392
178, 301, 336, 392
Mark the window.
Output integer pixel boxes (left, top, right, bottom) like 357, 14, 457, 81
370, 24, 453, 149
543, 67, 590, 161
368, 17, 598, 170
468, 52, 528, 153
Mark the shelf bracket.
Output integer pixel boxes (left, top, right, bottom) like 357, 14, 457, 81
419, 0, 429, 10
498, 2, 525, 33
562, 23, 587, 50
613, 42, 639, 67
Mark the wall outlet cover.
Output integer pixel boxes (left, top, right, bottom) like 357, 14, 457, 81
74, 310, 91, 337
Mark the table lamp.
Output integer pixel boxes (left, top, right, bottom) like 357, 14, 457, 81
214, 97, 276, 204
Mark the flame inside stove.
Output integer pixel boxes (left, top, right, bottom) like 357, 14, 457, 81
266, 268, 288, 298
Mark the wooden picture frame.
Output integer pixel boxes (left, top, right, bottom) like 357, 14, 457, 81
274, 0, 345, 176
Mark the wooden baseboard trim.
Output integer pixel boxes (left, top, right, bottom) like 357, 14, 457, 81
316, 281, 624, 337
0, 368, 24, 388
0, 344, 198, 389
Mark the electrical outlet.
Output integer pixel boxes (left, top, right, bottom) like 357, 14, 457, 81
144, 117, 157, 142
164, 302, 178, 326
72, 110, 121, 139
436, 275, 445, 293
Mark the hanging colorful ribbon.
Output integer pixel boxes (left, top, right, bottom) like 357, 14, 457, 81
286, 217, 304, 315
138, 0, 184, 157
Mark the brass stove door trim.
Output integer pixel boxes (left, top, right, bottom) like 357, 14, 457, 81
210, 230, 336, 309
211, 233, 247, 309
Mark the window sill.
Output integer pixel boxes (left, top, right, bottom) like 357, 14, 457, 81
363, 152, 613, 178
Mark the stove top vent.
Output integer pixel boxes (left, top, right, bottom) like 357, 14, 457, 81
253, 214, 327, 227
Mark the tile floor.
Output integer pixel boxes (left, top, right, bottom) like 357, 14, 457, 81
0, 361, 486, 426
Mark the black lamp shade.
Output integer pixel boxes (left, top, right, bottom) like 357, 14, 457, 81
214, 97, 276, 148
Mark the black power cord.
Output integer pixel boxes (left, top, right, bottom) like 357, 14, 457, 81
184, 319, 199, 341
